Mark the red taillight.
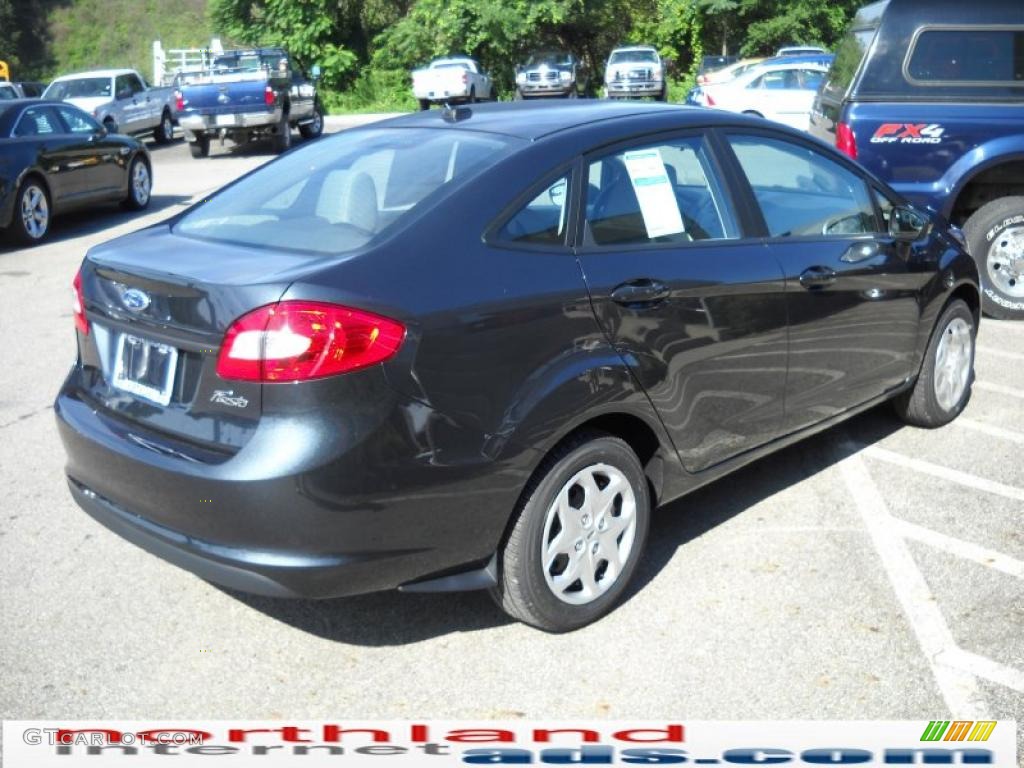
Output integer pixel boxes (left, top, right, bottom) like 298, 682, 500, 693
174, 90, 184, 112
264, 86, 274, 106
704, 91, 715, 107
836, 121, 858, 160
216, 301, 406, 383
72, 269, 89, 335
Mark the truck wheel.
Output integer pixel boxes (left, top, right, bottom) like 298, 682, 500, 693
273, 113, 292, 154
963, 196, 1024, 320
468, 87, 477, 104
154, 110, 174, 144
566, 88, 578, 99
490, 430, 650, 632
120, 156, 151, 211
103, 117, 118, 135
189, 135, 210, 159
418, 99, 430, 111
299, 102, 324, 140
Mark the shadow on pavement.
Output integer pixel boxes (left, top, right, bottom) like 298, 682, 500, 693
228, 406, 905, 646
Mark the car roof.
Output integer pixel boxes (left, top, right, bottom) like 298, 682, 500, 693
50, 69, 139, 81
377, 100, 766, 141
611, 46, 658, 52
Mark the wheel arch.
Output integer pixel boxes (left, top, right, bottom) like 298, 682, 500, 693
946, 152, 1024, 225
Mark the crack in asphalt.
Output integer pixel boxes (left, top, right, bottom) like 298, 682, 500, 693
0, 405, 53, 430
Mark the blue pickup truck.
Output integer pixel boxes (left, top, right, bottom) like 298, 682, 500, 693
810, 0, 1024, 319
176, 48, 323, 159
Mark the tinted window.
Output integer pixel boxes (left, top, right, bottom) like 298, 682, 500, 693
827, 26, 877, 95
0, 84, 15, 100
499, 176, 569, 246
14, 106, 62, 137
586, 137, 732, 246
115, 75, 134, 98
56, 105, 100, 134
175, 128, 517, 255
908, 28, 1024, 84
22, 83, 43, 97
728, 135, 876, 238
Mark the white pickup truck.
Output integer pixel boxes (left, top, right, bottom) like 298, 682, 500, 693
412, 57, 493, 110
43, 69, 177, 144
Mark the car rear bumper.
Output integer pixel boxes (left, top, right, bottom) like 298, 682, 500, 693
178, 108, 281, 134
55, 366, 522, 599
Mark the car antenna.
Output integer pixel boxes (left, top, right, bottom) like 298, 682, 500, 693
441, 103, 472, 123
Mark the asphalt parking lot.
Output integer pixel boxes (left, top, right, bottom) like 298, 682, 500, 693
0, 116, 1021, 748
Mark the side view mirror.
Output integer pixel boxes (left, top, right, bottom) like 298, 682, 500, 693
311, 65, 321, 81
890, 205, 929, 239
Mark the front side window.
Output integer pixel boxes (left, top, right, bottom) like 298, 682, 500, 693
14, 106, 61, 137
907, 28, 1024, 84
728, 134, 876, 238
585, 136, 732, 246
498, 175, 569, 246
57, 106, 100, 134
175, 128, 518, 255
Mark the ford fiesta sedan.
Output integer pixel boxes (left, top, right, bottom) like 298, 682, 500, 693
57, 102, 979, 632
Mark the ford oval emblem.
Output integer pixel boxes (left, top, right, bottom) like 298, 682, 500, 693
121, 288, 151, 312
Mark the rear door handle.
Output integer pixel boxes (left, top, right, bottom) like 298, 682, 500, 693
610, 279, 670, 307
798, 266, 837, 289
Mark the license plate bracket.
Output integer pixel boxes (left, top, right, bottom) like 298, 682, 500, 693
112, 333, 178, 406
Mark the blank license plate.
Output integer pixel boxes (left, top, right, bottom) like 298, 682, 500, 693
215, 114, 237, 126
112, 333, 178, 406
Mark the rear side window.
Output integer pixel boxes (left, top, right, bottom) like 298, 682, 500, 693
907, 28, 1024, 84
14, 106, 62, 137
728, 135, 876, 238
498, 176, 569, 246
585, 136, 733, 246
56, 106, 100, 134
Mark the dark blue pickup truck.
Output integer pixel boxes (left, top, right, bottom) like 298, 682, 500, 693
176, 48, 323, 159
810, 0, 1024, 319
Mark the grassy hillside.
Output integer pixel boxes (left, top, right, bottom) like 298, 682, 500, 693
49, 0, 213, 81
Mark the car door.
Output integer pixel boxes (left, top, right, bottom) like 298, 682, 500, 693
53, 104, 124, 198
288, 66, 315, 120
575, 131, 790, 473
720, 130, 925, 434
113, 74, 143, 133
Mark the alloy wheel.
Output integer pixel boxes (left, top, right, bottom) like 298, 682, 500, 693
132, 161, 151, 207
20, 185, 49, 240
933, 316, 972, 411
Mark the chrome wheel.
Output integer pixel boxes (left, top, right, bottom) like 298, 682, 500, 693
161, 115, 173, 140
986, 225, 1024, 298
310, 109, 322, 135
933, 316, 972, 411
541, 463, 637, 605
20, 184, 49, 240
131, 161, 151, 206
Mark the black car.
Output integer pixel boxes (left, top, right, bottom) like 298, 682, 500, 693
57, 102, 979, 632
0, 81, 45, 99
0, 99, 152, 245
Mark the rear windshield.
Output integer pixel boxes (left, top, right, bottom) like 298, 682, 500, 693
44, 77, 112, 99
213, 52, 283, 73
610, 50, 658, 64
175, 128, 518, 255
825, 26, 877, 96
907, 28, 1024, 84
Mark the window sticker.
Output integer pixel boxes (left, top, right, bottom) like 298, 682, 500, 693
622, 148, 686, 238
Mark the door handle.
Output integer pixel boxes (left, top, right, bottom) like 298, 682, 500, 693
798, 266, 837, 289
610, 279, 670, 307
840, 241, 881, 263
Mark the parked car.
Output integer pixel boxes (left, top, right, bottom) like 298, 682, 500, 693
777, 45, 828, 56
0, 99, 151, 245
810, 0, 1024, 320
176, 47, 323, 158
44, 69, 176, 144
696, 58, 765, 86
515, 51, 586, 99
695, 61, 830, 130
0, 82, 44, 100
412, 56, 493, 109
58, 102, 979, 632
603, 45, 667, 101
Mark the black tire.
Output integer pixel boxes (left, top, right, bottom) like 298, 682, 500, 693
491, 430, 651, 632
566, 88, 578, 99
189, 135, 210, 159
272, 111, 292, 153
154, 110, 174, 144
120, 155, 151, 211
468, 86, 477, 104
298, 101, 324, 140
893, 299, 975, 428
103, 117, 118, 135
962, 196, 1024, 320
418, 99, 430, 111
9, 176, 51, 246
657, 86, 668, 102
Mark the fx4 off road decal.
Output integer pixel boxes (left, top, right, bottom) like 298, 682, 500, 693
871, 123, 946, 145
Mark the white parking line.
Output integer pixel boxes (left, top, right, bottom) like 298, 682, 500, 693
892, 518, 1024, 578
863, 446, 1024, 503
977, 346, 1024, 361
837, 444, 990, 717
974, 381, 1023, 399
953, 418, 1024, 445
939, 648, 1024, 695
